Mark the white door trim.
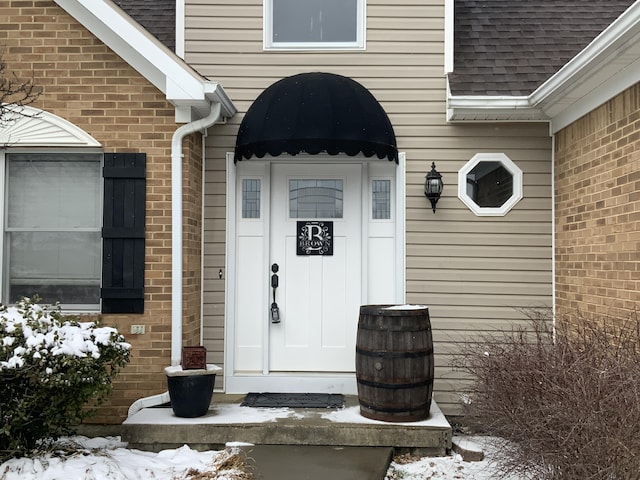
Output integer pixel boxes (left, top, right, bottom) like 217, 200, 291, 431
224, 154, 406, 394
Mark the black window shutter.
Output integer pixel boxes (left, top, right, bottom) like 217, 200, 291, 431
101, 153, 146, 314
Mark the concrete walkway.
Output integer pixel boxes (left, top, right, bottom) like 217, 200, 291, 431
246, 445, 393, 480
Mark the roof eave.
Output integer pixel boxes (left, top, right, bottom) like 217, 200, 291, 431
448, 1, 640, 132
446, 95, 549, 123
54, 0, 236, 122
532, 1, 640, 133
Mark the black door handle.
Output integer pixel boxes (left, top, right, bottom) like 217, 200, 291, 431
270, 263, 280, 323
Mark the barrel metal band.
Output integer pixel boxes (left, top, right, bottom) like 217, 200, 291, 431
356, 346, 433, 358
358, 398, 430, 414
356, 377, 432, 389
357, 322, 431, 332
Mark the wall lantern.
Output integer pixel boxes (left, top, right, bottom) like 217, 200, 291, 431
424, 162, 443, 213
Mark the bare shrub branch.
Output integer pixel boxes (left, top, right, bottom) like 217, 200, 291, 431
0, 50, 42, 128
453, 309, 640, 479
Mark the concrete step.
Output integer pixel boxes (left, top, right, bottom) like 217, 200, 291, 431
122, 395, 452, 456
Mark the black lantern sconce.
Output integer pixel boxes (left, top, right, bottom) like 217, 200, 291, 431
424, 162, 444, 213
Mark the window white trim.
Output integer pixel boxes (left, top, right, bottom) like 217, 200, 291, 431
1, 149, 103, 311
263, 0, 366, 51
458, 153, 523, 216
0, 152, 5, 302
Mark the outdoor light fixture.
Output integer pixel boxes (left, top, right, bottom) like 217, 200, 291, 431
424, 162, 443, 213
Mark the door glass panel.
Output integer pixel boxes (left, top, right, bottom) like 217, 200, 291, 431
372, 179, 391, 219
289, 179, 343, 218
242, 179, 261, 218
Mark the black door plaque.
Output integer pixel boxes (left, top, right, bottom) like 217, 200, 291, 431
297, 221, 333, 256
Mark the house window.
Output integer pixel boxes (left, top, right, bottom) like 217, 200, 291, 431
3, 152, 102, 309
265, 0, 365, 50
458, 153, 523, 216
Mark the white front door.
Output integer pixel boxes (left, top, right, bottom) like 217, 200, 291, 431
269, 163, 362, 372
223, 154, 403, 394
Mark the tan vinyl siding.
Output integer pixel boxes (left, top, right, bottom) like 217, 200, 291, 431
193, 0, 553, 414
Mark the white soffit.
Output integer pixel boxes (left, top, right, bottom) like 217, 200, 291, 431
447, 1, 640, 133
53, 0, 236, 121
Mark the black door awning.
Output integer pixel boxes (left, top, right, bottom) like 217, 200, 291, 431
234, 72, 398, 163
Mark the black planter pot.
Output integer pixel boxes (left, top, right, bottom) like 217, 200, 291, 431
165, 365, 221, 418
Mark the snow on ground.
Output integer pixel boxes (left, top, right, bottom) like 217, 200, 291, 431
0, 436, 252, 480
0, 435, 515, 480
386, 437, 520, 480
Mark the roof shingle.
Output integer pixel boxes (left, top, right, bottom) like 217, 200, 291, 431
112, 0, 175, 52
450, 0, 635, 96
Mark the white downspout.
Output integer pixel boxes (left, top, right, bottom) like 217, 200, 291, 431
127, 102, 222, 418
171, 101, 222, 366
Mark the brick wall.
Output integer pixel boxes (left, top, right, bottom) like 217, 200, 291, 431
2, 0, 203, 423
182, 133, 204, 349
555, 83, 640, 322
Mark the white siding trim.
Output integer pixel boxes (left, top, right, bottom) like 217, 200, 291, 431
396, 152, 407, 303
551, 135, 557, 338
444, 0, 454, 74
224, 152, 236, 392
176, 0, 185, 58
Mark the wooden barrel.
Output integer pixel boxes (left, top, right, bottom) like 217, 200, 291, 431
356, 304, 434, 422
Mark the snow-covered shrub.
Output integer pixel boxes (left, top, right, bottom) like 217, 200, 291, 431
0, 297, 131, 460
454, 310, 640, 479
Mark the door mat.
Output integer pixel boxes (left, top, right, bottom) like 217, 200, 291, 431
241, 392, 344, 408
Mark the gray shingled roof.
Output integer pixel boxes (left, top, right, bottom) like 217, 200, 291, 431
113, 0, 175, 52
449, 0, 635, 96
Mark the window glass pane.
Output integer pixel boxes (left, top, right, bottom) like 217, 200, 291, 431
466, 161, 513, 208
289, 179, 343, 218
7, 153, 101, 228
7, 232, 101, 305
272, 0, 357, 43
5, 153, 101, 307
372, 180, 391, 220
242, 179, 261, 218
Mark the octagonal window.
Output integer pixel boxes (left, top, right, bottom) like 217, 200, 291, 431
458, 153, 523, 216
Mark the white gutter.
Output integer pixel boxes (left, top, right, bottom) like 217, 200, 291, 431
127, 391, 171, 417
171, 101, 222, 366
127, 102, 222, 418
